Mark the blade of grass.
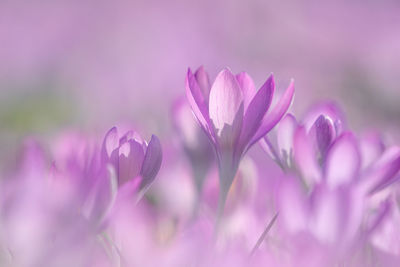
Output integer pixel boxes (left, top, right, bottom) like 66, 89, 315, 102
249, 212, 279, 257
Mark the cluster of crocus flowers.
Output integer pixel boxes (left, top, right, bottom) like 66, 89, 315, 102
1, 67, 400, 267
258, 102, 400, 265
0, 127, 163, 266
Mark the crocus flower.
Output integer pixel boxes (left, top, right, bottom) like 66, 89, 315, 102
0, 139, 114, 266
186, 66, 294, 220
263, 101, 400, 193
101, 126, 163, 194
261, 101, 345, 179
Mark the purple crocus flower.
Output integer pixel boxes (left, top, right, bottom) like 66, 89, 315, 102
186, 66, 294, 220
101, 127, 163, 194
261, 101, 345, 175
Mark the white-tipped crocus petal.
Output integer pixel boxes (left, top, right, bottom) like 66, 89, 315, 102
186, 68, 214, 140
235, 72, 257, 112
237, 75, 274, 153
248, 80, 294, 149
209, 69, 244, 146
324, 132, 361, 189
277, 114, 297, 167
294, 126, 321, 185
140, 135, 162, 188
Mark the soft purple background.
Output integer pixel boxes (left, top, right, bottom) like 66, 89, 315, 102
1, 0, 399, 150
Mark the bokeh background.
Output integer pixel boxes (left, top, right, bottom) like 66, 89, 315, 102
1, 0, 400, 168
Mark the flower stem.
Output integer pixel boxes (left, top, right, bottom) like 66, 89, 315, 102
249, 212, 279, 256
214, 159, 237, 236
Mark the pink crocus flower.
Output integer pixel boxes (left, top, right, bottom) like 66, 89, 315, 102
101, 127, 162, 193
186, 66, 294, 220
0, 128, 164, 266
263, 102, 400, 193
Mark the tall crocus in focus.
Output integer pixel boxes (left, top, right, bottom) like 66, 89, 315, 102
101, 127, 163, 198
186, 66, 294, 221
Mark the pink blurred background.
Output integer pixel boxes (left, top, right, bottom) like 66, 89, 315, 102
1, 0, 400, 166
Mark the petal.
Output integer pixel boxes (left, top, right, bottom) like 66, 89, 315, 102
235, 71, 257, 112
171, 96, 200, 149
359, 131, 385, 170
324, 132, 361, 188
277, 113, 297, 167
309, 115, 335, 158
116, 176, 143, 204
260, 136, 283, 168
237, 74, 274, 153
118, 130, 144, 146
365, 199, 391, 236
310, 186, 363, 245
278, 177, 308, 234
309, 185, 342, 244
209, 68, 244, 147
194, 66, 211, 102
367, 146, 400, 195
217, 104, 244, 149
118, 139, 145, 185
303, 101, 346, 133
209, 69, 244, 131
119, 130, 134, 145
140, 135, 163, 188
294, 126, 321, 185
101, 127, 119, 160
248, 79, 294, 149
186, 68, 215, 141
370, 201, 400, 256
87, 166, 118, 223
101, 127, 120, 171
